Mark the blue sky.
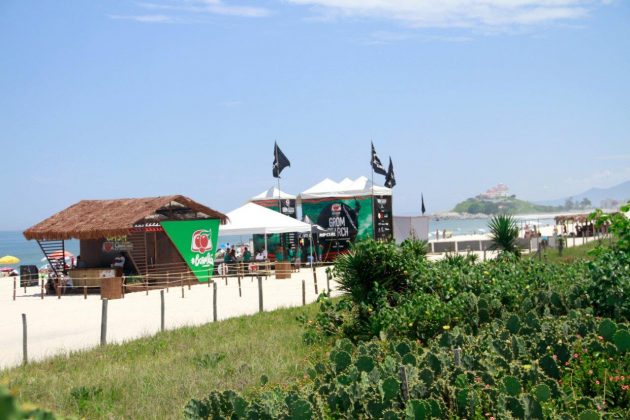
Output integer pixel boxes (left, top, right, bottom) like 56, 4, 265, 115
1, 0, 629, 230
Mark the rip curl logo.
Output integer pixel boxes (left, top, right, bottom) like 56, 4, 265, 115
191, 229, 213, 254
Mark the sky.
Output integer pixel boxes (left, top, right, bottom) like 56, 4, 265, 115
1, 0, 629, 230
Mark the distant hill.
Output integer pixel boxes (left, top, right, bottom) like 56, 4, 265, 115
452, 196, 562, 215
537, 180, 630, 208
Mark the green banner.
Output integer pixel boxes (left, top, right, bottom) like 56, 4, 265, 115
161, 219, 220, 282
301, 197, 374, 253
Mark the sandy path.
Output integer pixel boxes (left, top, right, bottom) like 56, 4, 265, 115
0, 266, 338, 369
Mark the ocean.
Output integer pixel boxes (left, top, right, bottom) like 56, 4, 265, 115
0, 213, 558, 269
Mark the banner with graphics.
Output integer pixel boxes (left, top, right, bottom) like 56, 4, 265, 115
373, 195, 394, 241
301, 196, 374, 254
161, 219, 220, 282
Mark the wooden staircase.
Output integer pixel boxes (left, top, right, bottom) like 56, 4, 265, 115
37, 240, 66, 278
128, 232, 148, 275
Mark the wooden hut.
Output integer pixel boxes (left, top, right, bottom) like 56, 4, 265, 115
24, 195, 227, 296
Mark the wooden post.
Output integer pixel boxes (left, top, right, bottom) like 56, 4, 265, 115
40, 278, 44, 299
121, 275, 125, 299
13, 277, 16, 301
22, 313, 28, 365
312, 266, 318, 295
238, 276, 242, 297
166, 272, 170, 293
483, 249, 487, 261
454, 347, 462, 367
145, 276, 149, 296
160, 290, 165, 332
100, 299, 108, 346
213, 281, 217, 322
24, 281, 27, 294
84, 284, 87, 300
180, 273, 184, 298
57, 278, 61, 300
257, 276, 263, 312
399, 366, 409, 402
326, 272, 330, 294
302, 279, 306, 306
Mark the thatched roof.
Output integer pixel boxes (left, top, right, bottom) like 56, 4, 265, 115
24, 195, 227, 241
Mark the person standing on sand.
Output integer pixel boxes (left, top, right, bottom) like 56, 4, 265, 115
436, 229, 440, 240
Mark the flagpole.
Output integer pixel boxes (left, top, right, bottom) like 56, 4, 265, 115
275, 141, 285, 261
372, 168, 375, 240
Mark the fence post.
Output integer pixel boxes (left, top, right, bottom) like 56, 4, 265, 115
302, 279, 306, 306
84, 284, 87, 300
13, 277, 16, 301
454, 347, 462, 367
57, 278, 61, 300
312, 266, 318, 295
100, 299, 108, 346
180, 273, 184, 298
22, 313, 28, 365
213, 281, 217, 322
41, 277, 44, 299
166, 272, 170, 293
257, 276, 263, 313
121, 275, 125, 299
24, 280, 27, 294
145, 276, 149, 296
238, 276, 242, 297
326, 270, 331, 293
160, 290, 165, 332
399, 366, 409, 402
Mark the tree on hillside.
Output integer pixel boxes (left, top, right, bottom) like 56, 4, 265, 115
580, 197, 592, 209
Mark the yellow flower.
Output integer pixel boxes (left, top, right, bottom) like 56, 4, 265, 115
443, 325, 451, 331
523, 364, 532, 371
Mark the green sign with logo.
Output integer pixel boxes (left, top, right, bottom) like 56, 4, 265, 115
161, 219, 220, 282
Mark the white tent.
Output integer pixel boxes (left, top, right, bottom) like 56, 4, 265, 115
300, 176, 392, 199
219, 202, 311, 236
251, 187, 296, 201
393, 216, 430, 243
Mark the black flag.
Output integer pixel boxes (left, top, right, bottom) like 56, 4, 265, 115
421, 193, 426, 215
370, 142, 387, 176
385, 157, 396, 188
273, 142, 290, 178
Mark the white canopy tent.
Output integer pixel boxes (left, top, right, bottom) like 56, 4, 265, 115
219, 203, 311, 236
219, 203, 312, 255
250, 187, 296, 201
300, 176, 392, 199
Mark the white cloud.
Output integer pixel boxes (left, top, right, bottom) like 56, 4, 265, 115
285, 0, 610, 28
109, 14, 176, 23
137, 1, 271, 18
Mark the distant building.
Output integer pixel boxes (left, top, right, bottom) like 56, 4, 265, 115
478, 184, 509, 200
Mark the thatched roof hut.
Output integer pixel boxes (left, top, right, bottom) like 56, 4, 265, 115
554, 213, 591, 224
24, 195, 227, 241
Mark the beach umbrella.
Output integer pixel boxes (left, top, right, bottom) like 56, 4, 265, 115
47, 250, 74, 260
0, 267, 15, 272
0, 255, 20, 265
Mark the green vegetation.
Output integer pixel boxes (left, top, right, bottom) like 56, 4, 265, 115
488, 214, 520, 255
531, 239, 601, 264
453, 196, 562, 215
0, 303, 327, 419
186, 205, 629, 418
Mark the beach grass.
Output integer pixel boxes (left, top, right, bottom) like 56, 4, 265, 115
0, 302, 328, 419
531, 238, 603, 264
